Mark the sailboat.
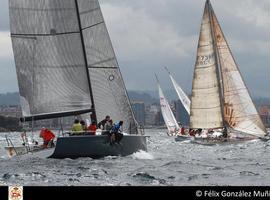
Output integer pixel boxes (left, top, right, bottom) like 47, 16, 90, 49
165, 67, 190, 115
155, 74, 179, 136
5, 0, 147, 158
190, 0, 268, 143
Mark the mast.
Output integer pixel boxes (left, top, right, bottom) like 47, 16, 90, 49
207, 0, 226, 129
74, 0, 97, 123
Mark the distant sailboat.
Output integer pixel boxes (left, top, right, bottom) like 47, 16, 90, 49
155, 75, 179, 136
165, 67, 190, 115
190, 0, 267, 140
6, 0, 147, 158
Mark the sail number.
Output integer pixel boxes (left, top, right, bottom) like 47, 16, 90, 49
196, 53, 215, 66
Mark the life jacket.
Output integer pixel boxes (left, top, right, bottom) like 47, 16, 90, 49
88, 124, 97, 135
180, 127, 185, 134
72, 123, 83, 133
111, 123, 121, 133
40, 129, 55, 142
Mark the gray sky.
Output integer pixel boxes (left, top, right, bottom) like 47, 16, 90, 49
0, 0, 270, 98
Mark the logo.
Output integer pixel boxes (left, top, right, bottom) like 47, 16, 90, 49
108, 74, 115, 81
9, 186, 23, 200
216, 34, 222, 42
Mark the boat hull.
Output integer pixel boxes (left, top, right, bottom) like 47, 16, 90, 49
174, 135, 192, 142
49, 135, 147, 159
191, 137, 257, 146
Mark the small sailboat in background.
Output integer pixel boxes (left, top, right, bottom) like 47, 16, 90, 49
155, 74, 179, 136
165, 67, 190, 115
5, 0, 147, 158
163, 68, 193, 141
189, 0, 268, 144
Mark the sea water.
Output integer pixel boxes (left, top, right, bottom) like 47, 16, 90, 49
0, 129, 270, 186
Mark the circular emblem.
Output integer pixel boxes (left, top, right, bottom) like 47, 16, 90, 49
9, 187, 22, 200
108, 75, 114, 81
217, 34, 222, 42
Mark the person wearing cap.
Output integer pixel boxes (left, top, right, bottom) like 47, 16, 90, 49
97, 115, 110, 130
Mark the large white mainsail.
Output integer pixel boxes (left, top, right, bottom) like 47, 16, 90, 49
165, 67, 190, 115
210, 4, 267, 137
156, 75, 179, 135
190, 1, 224, 129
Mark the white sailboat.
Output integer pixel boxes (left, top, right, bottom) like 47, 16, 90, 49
190, 0, 268, 143
5, 0, 147, 158
165, 67, 190, 115
155, 75, 179, 136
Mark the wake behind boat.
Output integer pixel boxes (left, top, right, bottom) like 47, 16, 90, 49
5, 0, 147, 158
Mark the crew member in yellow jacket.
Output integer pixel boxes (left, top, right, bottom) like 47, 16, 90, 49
72, 119, 83, 134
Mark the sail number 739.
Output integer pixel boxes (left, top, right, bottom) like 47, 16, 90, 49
196, 53, 215, 66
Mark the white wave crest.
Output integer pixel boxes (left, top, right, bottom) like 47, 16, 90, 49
132, 150, 154, 160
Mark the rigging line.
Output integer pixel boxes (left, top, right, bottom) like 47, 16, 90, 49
10, 7, 74, 11
88, 66, 118, 69
11, 31, 80, 37
81, 21, 104, 31
87, 57, 115, 66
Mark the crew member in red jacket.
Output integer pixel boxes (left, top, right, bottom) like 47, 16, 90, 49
87, 121, 97, 135
39, 127, 55, 148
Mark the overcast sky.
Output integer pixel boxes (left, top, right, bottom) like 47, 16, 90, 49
0, 0, 270, 98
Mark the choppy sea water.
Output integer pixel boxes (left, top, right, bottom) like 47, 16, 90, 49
0, 129, 270, 186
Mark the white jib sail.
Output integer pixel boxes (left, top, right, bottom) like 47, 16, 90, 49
157, 80, 179, 135
168, 73, 191, 115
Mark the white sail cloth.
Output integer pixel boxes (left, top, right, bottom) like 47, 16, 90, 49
158, 83, 179, 135
169, 74, 190, 115
189, 0, 267, 138
211, 3, 267, 137
190, 2, 223, 129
